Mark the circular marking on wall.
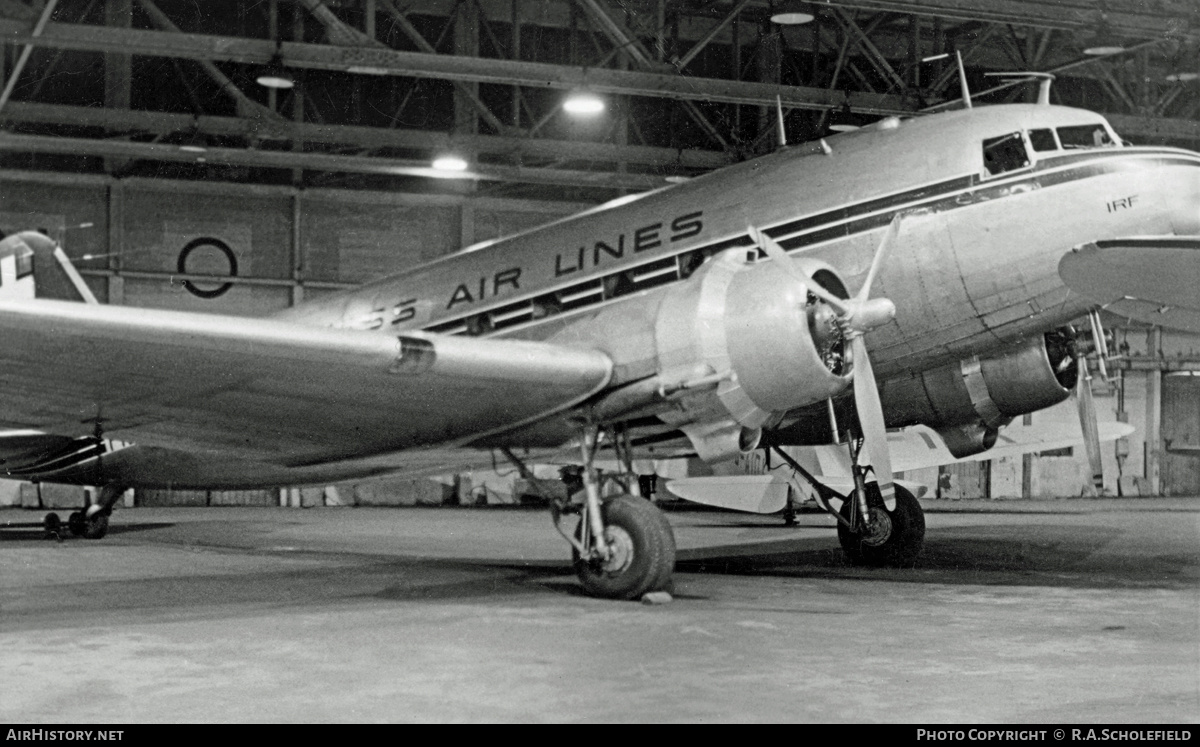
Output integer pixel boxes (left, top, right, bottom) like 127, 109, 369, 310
177, 237, 238, 299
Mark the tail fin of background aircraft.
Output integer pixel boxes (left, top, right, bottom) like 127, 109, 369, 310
0, 230, 98, 304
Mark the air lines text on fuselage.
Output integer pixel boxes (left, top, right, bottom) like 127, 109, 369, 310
445, 210, 704, 310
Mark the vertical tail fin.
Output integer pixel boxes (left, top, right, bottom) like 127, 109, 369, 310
0, 231, 98, 304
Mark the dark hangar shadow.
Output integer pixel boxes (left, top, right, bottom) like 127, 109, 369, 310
672, 523, 1198, 591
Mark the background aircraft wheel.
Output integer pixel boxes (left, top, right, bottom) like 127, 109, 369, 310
837, 485, 925, 567
68, 511, 86, 536
81, 513, 109, 540
573, 495, 676, 600
43, 513, 61, 533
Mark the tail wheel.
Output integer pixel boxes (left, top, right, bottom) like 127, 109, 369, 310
573, 495, 676, 600
838, 484, 925, 567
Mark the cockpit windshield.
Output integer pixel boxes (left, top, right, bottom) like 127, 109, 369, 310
1056, 123, 1116, 149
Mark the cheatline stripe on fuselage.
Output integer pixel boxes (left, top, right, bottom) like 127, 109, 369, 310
419, 148, 1200, 338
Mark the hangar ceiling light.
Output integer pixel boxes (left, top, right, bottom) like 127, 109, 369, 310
770, 1, 816, 25
1082, 18, 1126, 56
432, 155, 469, 172
256, 55, 295, 89
563, 92, 605, 115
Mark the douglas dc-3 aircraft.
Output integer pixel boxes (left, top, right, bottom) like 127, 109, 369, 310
1, 97, 1196, 600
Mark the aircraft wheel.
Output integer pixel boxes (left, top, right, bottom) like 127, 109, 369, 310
838, 484, 925, 567
68, 511, 87, 537
43, 513, 61, 533
81, 513, 109, 540
573, 495, 676, 600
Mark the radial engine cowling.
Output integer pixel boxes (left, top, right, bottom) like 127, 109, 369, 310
653, 248, 850, 462
880, 328, 1077, 457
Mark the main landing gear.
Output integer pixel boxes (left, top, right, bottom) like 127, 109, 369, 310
42, 483, 126, 541
836, 483, 925, 567
768, 441, 925, 568
508, 427, 676, 600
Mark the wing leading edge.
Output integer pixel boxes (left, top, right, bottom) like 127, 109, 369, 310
0, 299, 612, 466
1059, 237, 1200, 333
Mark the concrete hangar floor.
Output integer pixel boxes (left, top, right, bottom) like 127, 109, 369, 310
1, 497, 1197, 723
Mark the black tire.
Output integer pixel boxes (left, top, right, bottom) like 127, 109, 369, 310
573, 495, 676, 600
68, 511, 86, 537
838, 484, 925, 567
43, 513, 60, 533
81, 513, 109, 540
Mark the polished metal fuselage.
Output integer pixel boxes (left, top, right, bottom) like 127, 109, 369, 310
33, 104, 1200, 488
281, 104, 1200, 384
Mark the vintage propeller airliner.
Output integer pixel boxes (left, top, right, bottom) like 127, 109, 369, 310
1, 96, 1196, 600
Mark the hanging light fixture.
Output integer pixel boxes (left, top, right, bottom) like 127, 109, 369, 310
432, 154, 469, 172
178, 129, 208, 155
256, 45, 295, 90
563, 91, 605, 115
1082, 3, 1125, 56
828, 100, 858, 132
770, 1, 817, 26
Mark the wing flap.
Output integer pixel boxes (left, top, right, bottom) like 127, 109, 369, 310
0, 299, 612, 464
1059, 237, 1200, 332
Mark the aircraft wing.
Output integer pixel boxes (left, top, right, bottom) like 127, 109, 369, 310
0, 299, 612, 466
664, 420, 1133, 512
1059, 237, 1200, 332
884, 421, 1135, 472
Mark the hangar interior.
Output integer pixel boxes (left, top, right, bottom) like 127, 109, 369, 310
0, 0, 1199, 508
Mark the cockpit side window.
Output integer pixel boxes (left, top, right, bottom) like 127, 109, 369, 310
1058, 124, 1115, 149
1028, 128, 1059, 152
982, 132, 1031, 176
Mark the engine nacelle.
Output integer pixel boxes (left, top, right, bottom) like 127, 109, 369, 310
653, 248, 850, 462
935, 423, 1000, 459
880, 328, 1077, 438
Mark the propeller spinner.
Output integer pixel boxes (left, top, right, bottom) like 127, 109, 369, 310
747, 217, 904, 510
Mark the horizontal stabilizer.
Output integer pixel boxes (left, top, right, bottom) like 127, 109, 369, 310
665, 475, 789, 514
1059, 237, 1200, 332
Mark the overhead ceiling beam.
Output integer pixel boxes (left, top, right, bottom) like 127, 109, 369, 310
419, 1, 1197, 44
423, 0, 1194, 45
674, 0, 753, 72
0, 100, 734, 168
0, 131, 672, 190
375, 0, 512, 136
134, 0, 280, 122
824, 0, 1196, 42
0, 20, 918, 115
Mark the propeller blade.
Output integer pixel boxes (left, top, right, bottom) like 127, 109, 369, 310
747, 225, 850, 314
750, 221, 898, 510
850, 336, 896, 511
856, 215, 904, 303
1075, 356, 1105, 494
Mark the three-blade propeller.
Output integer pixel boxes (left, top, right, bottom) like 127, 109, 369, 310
748, 218, 904, 509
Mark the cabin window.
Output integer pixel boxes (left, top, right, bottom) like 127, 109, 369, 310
464, 313, 494, 336
1057, 124, 1114, 149
1028, 128, 1059, 152
982, 132, 1031, 176
678, 249, 710, 279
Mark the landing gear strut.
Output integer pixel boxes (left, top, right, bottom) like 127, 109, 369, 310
538, 426, 675, 600
42, 483, 125, 540
767, 440, 925, 568
837, 481, 924, 567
